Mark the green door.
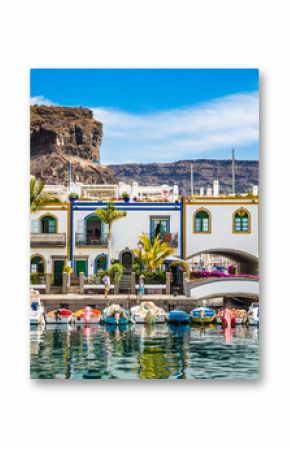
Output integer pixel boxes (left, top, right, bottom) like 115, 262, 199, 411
76, 260, 87, 275
54, 260, 64, 286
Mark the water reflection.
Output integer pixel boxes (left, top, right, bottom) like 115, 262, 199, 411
30, 324, 259, 380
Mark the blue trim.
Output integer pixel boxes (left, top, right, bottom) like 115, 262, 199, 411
180, 198, 184, 259
95, 253, 108, 273
73, 201, 181, 207
73, 207, 180, 212
69, 202, 74, 264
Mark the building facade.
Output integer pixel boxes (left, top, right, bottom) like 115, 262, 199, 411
30, 183, 259, 285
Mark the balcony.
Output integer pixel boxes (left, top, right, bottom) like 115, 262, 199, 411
30, 233, 66, 247
75, 233, 109, 247
147, 232, 179, 247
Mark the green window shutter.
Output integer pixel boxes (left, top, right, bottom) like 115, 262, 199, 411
31, 219, 40, 233
48, 219, 56, 233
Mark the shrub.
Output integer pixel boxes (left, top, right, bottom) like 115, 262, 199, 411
30, 272, 46, 284
141, 271, 166, 284
108, 262, 124, 281
168, 260, 189, 272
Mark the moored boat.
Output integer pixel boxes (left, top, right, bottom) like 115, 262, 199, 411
190, 306, 216, 324
30, 291, 45, 326
102, 304, 130, 325
216, 308, 248, 325
130, 302, 166, 324
46, 308, 74, 324
74, 306, 101, 324
248, 304, 259, 326
167, 309, 190, 324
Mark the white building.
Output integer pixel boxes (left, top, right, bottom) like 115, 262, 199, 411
30, 181, 259, 286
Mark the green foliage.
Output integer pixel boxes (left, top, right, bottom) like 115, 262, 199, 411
122, 192, 130, 199
95, 199, 127, 239
141, 271, 166, 284
168, 260, 189, 272
68, 192, 79, 199
30, 176, 61, 213
108, 262, 124, 280
132, 263, 142, 275
30, 272, 46, 285
134, 234, 175, 272
63, 265, 73, 275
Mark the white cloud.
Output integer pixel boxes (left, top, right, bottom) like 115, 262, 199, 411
30, 96, 56, 106
92, 91, 259, 163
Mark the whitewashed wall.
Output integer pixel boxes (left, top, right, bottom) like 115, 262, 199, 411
185, 202, 258, 259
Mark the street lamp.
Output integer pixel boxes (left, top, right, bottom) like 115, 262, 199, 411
137, 241, 144, 270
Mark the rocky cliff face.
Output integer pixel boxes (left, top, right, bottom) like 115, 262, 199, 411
30, 106, 115, 185
109, 159, 259, 195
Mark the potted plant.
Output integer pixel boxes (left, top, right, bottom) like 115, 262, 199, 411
63, 265, 73, 287
122, 192, 130, 203
68, 192, 79, 202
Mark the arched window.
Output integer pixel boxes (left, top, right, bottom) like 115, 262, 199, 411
30, 255, 45, 273
233, 208, 250, 233
194, 209, 210, 233
40, 215, 57, 233
95, 254, 108, 273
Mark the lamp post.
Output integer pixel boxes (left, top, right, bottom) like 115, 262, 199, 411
137, 241, 144, 270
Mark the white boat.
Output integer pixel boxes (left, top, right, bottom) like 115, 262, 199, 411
130, 302, 166, 324
46, 308, 74, 324
30, 290, 45, 325
248, 304, 259, 325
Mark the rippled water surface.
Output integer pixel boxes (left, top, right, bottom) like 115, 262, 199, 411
30, 324, 259, 379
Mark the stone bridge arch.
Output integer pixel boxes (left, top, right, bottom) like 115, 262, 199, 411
186, 248, 259, 275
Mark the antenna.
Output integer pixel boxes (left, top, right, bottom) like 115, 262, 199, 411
232, 148, 235, 195
190, 163, 194, 196
69, 159, 72, 191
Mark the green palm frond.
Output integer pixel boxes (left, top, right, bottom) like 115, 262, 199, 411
95, 199, 127, 237
30, 176, 61, 212
135, 234, 175, 271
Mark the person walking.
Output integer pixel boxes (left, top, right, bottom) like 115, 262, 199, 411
138, 274, 145, 301
103, 273, 111, 299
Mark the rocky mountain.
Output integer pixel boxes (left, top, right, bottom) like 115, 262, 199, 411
30, 106, 115, 185
109, 159, 259, 195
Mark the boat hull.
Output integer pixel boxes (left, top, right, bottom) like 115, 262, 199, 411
46, 316, 72, 325
167, 311, 190, 324
104, 316, 128, 325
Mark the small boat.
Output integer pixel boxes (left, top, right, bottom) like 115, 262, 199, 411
167, 309, 190, 324
74, 306, 101, 324
216, 308, 248, 325
46, 308, 74, 324
130, 302, 166, 324
190, 306, 216, 324
30, 292, 45, 326
102, 304, 130, 325
248, 304, 259, 326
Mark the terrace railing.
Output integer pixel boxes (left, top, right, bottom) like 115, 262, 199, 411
75, 233, 109, 247
30, 233, 66, 247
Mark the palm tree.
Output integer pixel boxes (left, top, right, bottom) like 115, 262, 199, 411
30, 176, 61, 213
135, 234, 175, 272
95, 199, 127, 267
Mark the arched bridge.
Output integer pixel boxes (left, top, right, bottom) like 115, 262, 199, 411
184, 277, 259, 301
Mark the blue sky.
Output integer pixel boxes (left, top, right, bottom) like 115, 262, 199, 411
31, 69, 259, 164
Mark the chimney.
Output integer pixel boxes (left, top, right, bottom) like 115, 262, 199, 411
200, 187, 205, 196
252, 185, 258, 196
213, 180, 219, 196
206, 187, 212, 196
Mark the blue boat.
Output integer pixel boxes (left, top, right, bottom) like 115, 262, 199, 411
190, 306, 216, 324
102, 304, 130, 325
104, 316, 129, 325
167, 309, 190, 324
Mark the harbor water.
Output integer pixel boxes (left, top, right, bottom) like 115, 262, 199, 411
30, 324, 259, 380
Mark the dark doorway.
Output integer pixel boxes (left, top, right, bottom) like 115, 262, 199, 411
54, 260, 64, 286
121, 251, 133, 271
